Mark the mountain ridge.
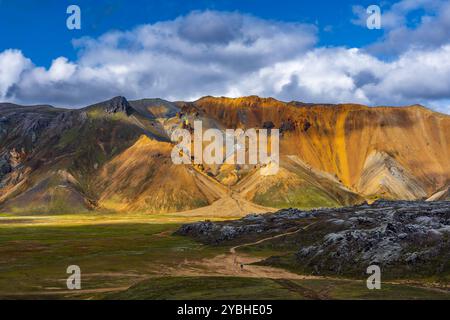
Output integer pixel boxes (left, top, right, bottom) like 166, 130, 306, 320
1, 95, 449, 215
1, 95, 443, 114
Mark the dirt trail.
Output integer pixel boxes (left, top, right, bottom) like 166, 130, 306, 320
170, 222, 324, 282
164, 222, 335, 299
230, 222, 317, 254
166, 225, 449, 297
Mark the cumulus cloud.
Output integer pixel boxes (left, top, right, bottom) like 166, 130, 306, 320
352, 0, 443, 29
353, 0, 450, 55
237, 45, 450, 109
0, 49, 32, 98
2, 10, 317, 107
363, 46, 450, 104
0, 9, 449, 114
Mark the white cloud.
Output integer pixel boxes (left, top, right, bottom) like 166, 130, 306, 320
225, 45, 450, 111
0, 49, 32, 98
353, 0, 450, 55
2, 11, 317, 107
353, 0, 443, 30
47, 57, 77, 81
0, 9, 449, 114
237, 48, 387, 104
363, 46, 450, 104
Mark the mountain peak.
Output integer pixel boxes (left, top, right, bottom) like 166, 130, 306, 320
84, 96, 135, 116
104, 96, 133, 115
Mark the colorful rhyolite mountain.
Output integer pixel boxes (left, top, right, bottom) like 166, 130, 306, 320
0, 96, 449, 214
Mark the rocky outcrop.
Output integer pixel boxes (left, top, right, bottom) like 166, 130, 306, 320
176, 207, 316, 244
0, 154, 12, 177
85, 96, 134, 115
177, 200, 450, 277
296, 200, 450, 274
103, 96, 133, 115
0, 116, 9, 139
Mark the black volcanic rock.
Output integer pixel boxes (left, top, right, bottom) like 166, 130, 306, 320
280, 119, 296, 133
103, 96, 133, 115
49, 110, 87, 135
0, 155, 12, 177
262, 121, 275, 129
177, 201, 450, 277
0, 104, 65, 151
84, 96, 134, 116
302, 120, 311, 132
0, 116, 8, 139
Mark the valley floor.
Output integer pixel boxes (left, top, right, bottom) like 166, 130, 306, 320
0, 209, 448, 300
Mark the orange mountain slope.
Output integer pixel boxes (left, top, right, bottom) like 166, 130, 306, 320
189, 97, 450, 200
1, 96, 449, 214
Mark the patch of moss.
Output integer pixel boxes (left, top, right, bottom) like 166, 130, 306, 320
57, 127, 80, 149
254, 184, 339, 209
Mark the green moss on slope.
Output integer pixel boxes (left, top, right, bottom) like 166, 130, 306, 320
253, 183, 339, 209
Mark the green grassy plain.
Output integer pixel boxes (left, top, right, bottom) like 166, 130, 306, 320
0, 212, 227, 299
107, 276, 450, 300
0, 212, 448, 300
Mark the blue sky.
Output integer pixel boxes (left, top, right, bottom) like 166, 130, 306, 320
0, 0, 385, 66
0, 0, 449, 113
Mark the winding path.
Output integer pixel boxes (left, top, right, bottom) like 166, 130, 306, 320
230, 221, 317, 254
169, 221, 331, 297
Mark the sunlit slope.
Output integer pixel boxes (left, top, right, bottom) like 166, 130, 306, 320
234, 155, 363, 209
357, 150, 427, 200
0, 170, 95, 213
427, 186, 450, 201
191, 97, 450, 199
96, 135, 222, 212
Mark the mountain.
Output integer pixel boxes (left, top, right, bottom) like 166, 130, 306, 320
187, 97, 450, 200
0, 97, 167, 213
95, 135, 221, 213
0, 96, 449, 214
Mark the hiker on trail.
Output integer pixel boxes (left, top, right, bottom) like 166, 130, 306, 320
240, 264, 244, 270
